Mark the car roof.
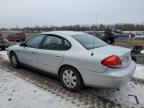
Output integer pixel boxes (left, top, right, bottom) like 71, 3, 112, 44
41, 31, 86, 37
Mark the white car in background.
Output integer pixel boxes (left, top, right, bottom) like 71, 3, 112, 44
135, 32, 144, 38
7, 31, 136, 91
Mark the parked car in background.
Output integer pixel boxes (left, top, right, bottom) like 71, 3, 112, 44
134, 32, 144, 38
114, 30, 123, 34
86, 31, 118, 44
86, 31, 105, 40
115, 32, 129, 38
7, 31, 26, 42
0, 34, 9, 50
7, 31, 136, 91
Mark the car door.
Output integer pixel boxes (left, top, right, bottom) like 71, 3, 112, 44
37, 35, 71, 74
18, 34, 45, 68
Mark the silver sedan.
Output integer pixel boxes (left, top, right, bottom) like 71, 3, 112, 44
7, 31, 136, 91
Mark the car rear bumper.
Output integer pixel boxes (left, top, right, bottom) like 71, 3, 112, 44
80, 61, 136, 88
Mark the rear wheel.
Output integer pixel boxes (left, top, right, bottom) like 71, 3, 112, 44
10, 52, 20, 68
60, 66, 83, 91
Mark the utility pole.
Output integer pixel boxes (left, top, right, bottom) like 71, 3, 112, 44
95, 13, 99, 31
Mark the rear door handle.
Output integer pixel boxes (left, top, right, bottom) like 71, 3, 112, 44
56, 55, 61, 57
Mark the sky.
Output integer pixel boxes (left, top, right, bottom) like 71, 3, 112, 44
0, 0, 144, 28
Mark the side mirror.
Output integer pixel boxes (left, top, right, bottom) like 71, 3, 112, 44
20, 42, 27, 47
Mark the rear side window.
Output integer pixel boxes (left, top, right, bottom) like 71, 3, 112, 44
64, 39, 71, 49
42, 35, 71, 50
26, 35, 45, 48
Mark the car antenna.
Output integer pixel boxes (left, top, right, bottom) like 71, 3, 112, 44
91, 14, 98, 56
91, 28, 94, 56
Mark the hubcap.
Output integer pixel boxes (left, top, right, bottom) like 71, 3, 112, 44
62, 70, 77, 88
11, 55, 17, 67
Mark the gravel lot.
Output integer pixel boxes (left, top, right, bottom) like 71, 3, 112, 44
0, 51, 144, 108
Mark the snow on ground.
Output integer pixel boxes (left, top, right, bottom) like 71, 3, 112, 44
141, 50, 144, 54
134, 64, 144, 80
0, 50, 8, 60
0, 68, 77, 108
96, 81, 144, 107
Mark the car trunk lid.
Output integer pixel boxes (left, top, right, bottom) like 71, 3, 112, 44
90, 45, 131, 68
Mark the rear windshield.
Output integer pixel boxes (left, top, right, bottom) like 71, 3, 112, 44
72, 34, 107, 49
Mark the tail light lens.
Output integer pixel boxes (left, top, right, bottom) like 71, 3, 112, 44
101, 55, 122, 68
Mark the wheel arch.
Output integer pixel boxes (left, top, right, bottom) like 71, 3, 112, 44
9, 50, 16, 56
9, 50, 18, 60
58, 64, 84, 85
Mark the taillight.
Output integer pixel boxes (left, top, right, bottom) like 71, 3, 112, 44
101, 55, 122, 68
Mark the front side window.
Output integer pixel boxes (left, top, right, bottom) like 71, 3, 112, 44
26, 35, 45, 48
72, 34, 107, 49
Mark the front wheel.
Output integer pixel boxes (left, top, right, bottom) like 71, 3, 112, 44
10, 52, 20, 68
1, 47, 5, 50
60, 66, 83, 91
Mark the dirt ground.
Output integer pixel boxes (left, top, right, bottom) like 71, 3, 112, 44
115, 38, 144, 48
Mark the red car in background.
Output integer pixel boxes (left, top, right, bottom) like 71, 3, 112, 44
7, 31, 26, 42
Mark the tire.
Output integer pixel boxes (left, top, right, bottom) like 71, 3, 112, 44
22, 39, 25, 41
1, 47, 5, 51
10, 52, 20, 68
60, 66, 83, 91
